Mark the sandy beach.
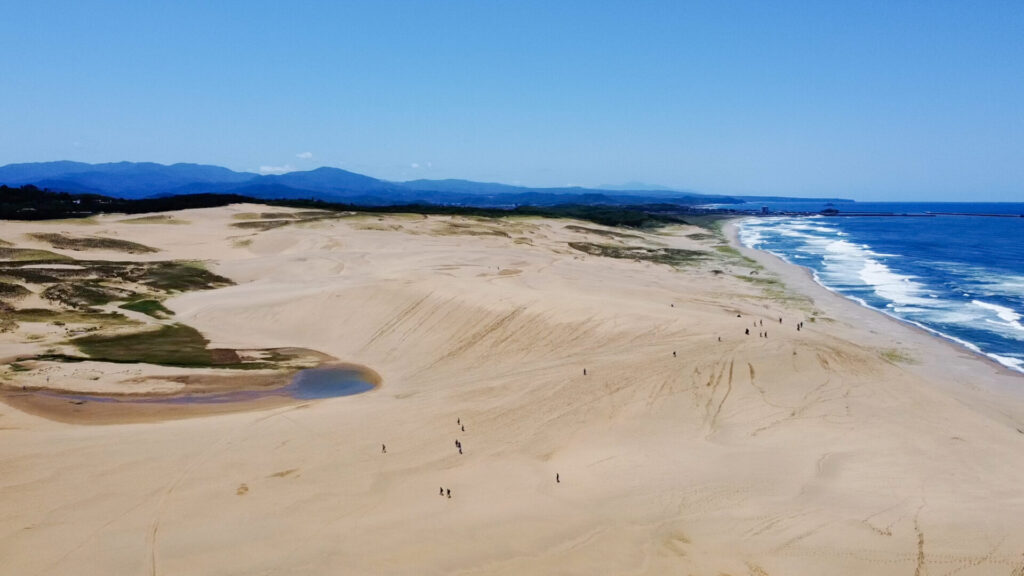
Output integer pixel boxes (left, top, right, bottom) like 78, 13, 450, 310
2, 205, 1023, 575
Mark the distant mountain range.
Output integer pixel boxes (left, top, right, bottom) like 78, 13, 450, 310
0, 161, 850, 207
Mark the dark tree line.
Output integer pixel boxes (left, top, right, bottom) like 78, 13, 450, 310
0, 185, 689, 229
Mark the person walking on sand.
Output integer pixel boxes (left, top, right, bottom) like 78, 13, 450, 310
447, 489, 451, 498
745, 328, 749, 335
672, 351, 676, 358
461, 425, 465, 432
382, 444, 386, 454
583, 368, 587, 376
556, 473, 560, 483
440, 486, 444, 496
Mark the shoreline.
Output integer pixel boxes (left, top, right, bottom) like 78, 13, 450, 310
723, 218, 1024, 384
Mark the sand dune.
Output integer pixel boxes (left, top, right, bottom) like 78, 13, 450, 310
1, 205, 1023, 575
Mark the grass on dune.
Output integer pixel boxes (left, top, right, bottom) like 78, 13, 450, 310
880, 348, 916, 364
28, 233, 159, 254
685, 232, 717, 241
0, 247, 74, 262
568, 242, 709, 267
231, 220, 291, 230
138, 261, 232, 292
118, 215, 190, 225
73, 323, 215, 366
564, 225, 642, 240
0, 281, 31, 301
42, 282, 136, 309
11, 307, 136, 326
119, 299, 173, 318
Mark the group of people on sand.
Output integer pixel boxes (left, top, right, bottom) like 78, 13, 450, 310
741, 314, 805, 338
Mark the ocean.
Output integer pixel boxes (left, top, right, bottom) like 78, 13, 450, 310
734, 202, 1024, 373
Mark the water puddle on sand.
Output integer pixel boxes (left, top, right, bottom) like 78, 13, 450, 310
33, 365, 378, 406
284, 366, 377, 399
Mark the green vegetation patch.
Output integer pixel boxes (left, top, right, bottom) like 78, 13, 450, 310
0, 281, 31, 301
118, 215, 189, 225
0, 302, 14, 332
568, 242, 709, 267
714, 244, 742, 257
11, 307, 135, 326
685, 232, 717, 241
119, 299, 173, 318
231, 220, 291, 230
28, 233, 159, 254
434, 222, 510, 238
714, 244, 761, 267
737, 274, 781, 286
42, 282, 136, 309
0, 239, 12, 247
68, 323, 275, 368
0, 247, 74, 262
564, 225, 642, 239
139, 261, 232, 292
880, 349, 915, 364
0, 259, 231, 293
0, 268, 62, 284
73, 323, 215, 366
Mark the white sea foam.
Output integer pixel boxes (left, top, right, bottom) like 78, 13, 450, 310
972, 300, 1024, 334
818, 239, 933, 306
735, 216, 1024, 374
985, 352, 1024, 372
737, 228, 764, 248
973, 299, 1022, 323
931, 264, 1024, 299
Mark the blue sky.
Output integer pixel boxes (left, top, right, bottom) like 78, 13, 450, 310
2, 1, 1022, 200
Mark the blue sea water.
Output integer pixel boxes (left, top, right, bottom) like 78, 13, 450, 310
734, 203, 1024, 373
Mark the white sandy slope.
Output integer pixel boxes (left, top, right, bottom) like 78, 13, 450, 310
1, 206, 1023, 575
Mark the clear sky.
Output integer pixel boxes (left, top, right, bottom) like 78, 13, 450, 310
2, 1, 1022, 200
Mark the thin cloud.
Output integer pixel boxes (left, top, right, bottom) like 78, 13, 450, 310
295, 152, 313, 159
259, 164, 294, 175
410, 162, 420, 169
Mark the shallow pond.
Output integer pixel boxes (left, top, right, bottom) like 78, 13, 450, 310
37, 365, 378, 405
283, 366, 377, 399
